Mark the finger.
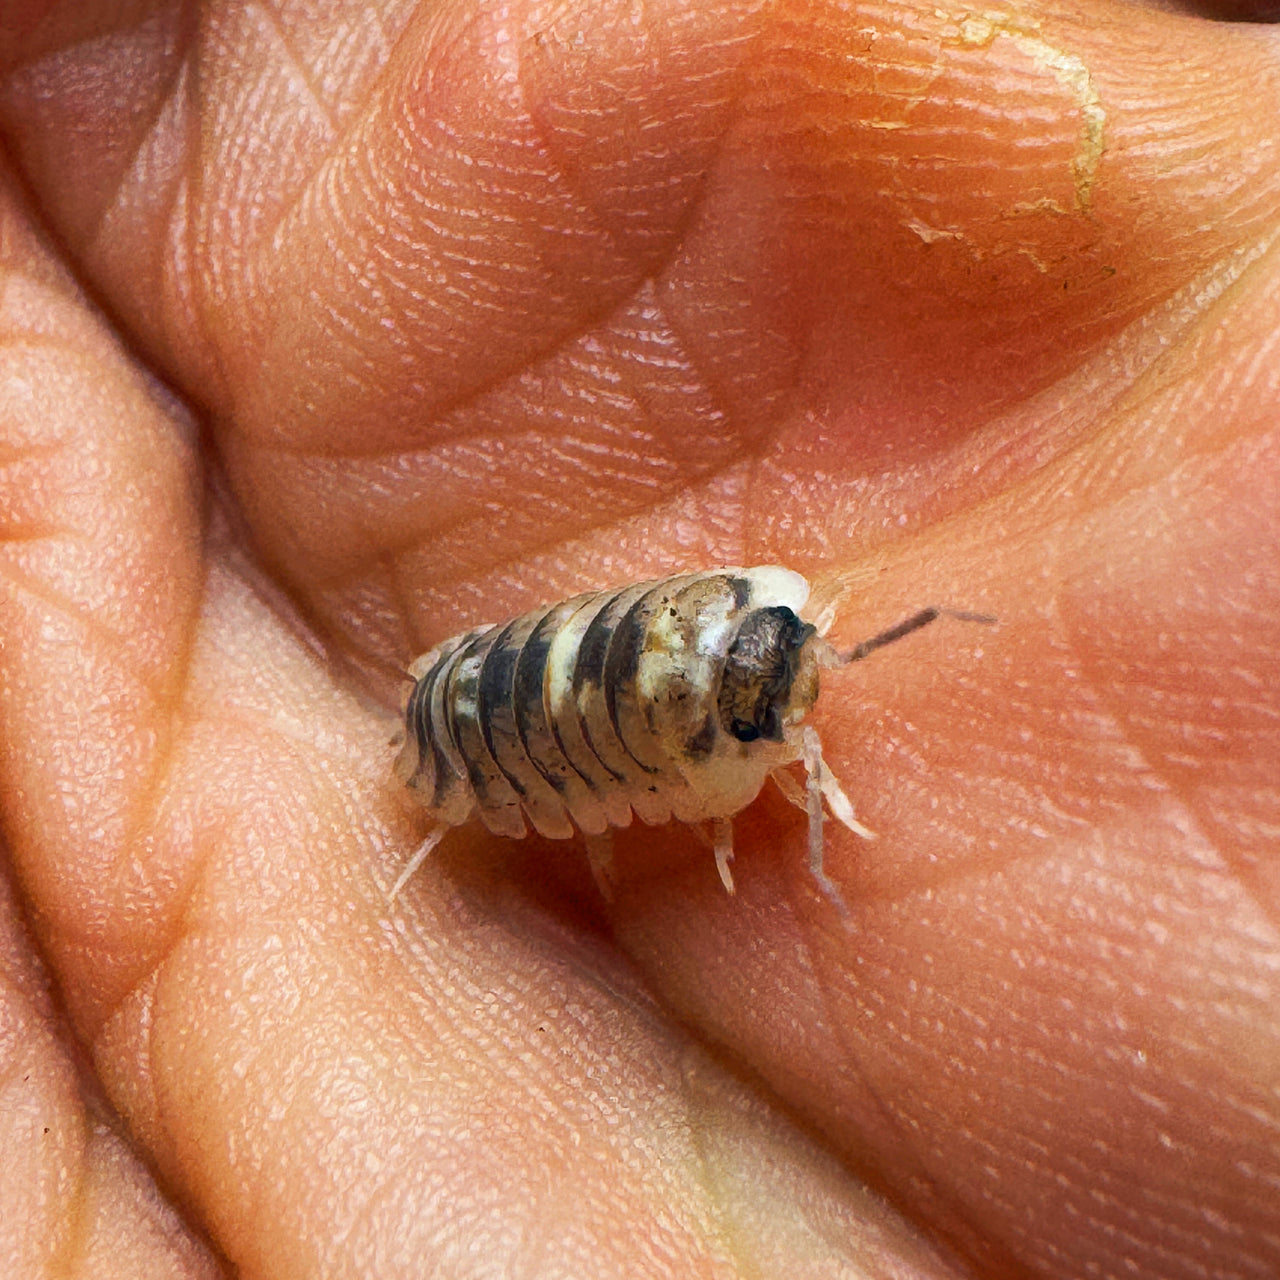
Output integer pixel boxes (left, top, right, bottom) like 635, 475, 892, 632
0, 869, 221, 1278
0, 165, 203, 1019
0, 175, 215, 1274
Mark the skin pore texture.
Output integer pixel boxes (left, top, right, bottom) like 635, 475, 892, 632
0, 2, 1277, 1277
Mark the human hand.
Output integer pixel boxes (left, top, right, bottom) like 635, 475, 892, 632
1, 3, 1277, 1277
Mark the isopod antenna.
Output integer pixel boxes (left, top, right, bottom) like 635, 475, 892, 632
840, 608, 996, 664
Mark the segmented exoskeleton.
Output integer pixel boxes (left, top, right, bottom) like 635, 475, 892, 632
393, 566, 990, 913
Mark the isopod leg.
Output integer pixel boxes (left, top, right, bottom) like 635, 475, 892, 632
712, 818, 735, 895
585, 832, 616, 901
816, 764, 876, 842
389, 826, 447, 901
770, 766, 808, 813
801, 726, 854, 921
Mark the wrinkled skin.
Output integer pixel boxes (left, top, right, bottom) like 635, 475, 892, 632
0, 2, 1278, 1277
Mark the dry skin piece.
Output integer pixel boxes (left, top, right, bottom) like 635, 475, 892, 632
393, 566, 992, 914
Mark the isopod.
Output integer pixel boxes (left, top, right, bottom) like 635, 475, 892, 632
392, 566, 992, 914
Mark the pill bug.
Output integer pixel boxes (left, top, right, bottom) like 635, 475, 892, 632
392, 566, 992, 914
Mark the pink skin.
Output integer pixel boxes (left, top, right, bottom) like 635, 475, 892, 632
0, 3, 1278, 1278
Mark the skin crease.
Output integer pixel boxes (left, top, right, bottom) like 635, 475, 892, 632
0, 0, 1277, 1276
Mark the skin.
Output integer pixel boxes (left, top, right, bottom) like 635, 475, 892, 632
0, 1, 1277, 1277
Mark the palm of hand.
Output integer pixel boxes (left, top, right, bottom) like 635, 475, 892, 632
0, 3, 1277, 1278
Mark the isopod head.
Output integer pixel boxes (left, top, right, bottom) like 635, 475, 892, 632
630, 567, 824, 820
716, 604, 822, 745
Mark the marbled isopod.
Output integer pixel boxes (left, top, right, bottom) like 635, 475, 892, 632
392, 566, 990, 912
